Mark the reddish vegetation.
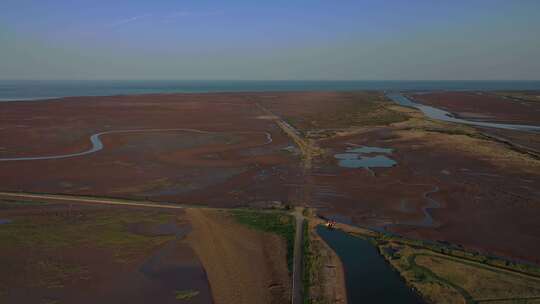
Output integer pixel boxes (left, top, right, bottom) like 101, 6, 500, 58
256, 92, 540, 264
313, 128, 540, 263
410, 91, 540, 124
0, 93, 300, 207
1, 91, 540, 265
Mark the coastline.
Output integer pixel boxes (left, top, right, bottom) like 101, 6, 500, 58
1, 80, 540, 103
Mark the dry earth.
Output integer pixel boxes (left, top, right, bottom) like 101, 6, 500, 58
185, 209, 290, 304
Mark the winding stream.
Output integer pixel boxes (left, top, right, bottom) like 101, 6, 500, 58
0, 128, 273, 162
394, 185, 441, 229
387, 93, 540, 132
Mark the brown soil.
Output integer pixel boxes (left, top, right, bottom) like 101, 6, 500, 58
185, 208, 290, 304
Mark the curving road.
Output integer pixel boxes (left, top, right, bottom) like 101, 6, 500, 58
0, 128, 273, 162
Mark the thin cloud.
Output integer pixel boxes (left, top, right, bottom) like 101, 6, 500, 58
110, 14, 152, 27
107, 10, 222, 28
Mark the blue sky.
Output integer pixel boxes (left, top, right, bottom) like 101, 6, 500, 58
1, 0, 539, 80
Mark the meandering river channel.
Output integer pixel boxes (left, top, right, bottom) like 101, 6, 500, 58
0, 128, 273, 162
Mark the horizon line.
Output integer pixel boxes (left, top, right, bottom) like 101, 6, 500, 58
1, 79, 540, 82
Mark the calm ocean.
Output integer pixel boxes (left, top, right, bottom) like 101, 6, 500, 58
1, 80, 540, 102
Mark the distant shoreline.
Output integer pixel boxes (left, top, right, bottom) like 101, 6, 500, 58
1, 80, 540, 102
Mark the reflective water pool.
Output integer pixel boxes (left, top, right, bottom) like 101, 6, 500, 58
334, 146, 397, 168
317, 226, 424, 303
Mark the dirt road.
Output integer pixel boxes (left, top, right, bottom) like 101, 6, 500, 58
255, 102, 321, 168
0, 191, 186, 209
291, 210, 305, 304
255, 103, 314, 303
185, 209, 290, 304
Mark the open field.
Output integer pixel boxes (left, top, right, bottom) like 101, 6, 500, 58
2, 91, 540, 263
380, 236, 540, 304
1, 90, 540, 302
0, 199, 291, 304
0, 200, 211, 304
0, 93, 299, 207
257, 91, 408, 139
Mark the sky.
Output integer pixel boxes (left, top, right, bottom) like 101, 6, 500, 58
1, 0, 539, 80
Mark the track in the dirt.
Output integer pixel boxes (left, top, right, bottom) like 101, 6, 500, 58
0, 192, 187, 209
291, 211, 305, 304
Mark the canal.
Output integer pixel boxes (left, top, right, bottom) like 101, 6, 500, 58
317, 226, 423, 303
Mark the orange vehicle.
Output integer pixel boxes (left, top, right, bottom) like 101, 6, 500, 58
325, 220, 336, 229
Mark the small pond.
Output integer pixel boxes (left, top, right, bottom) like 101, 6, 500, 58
334, 146, 397, 169
317, 226, 424, 303
0, 219, 13, 225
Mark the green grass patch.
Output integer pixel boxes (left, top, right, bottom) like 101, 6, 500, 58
230, 209, 295, 272
26, 259, 89, 289
342, 226, 540, 303
0, 199, 49, 209
366, 228, 540, 279
303, 221, 313, 304
291, 97, 409, 133
0, 210, 176, 262
175, 289, 200, 300
407, 254, 475, 304
368, 229, 540, 303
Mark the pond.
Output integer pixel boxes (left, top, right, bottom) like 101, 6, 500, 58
0, 219, 13, 225
334, 146, 397, 169
317, 226, 423, 303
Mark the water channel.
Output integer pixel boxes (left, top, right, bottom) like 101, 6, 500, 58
387, 93, 540, 132
317, 226, 424, 303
